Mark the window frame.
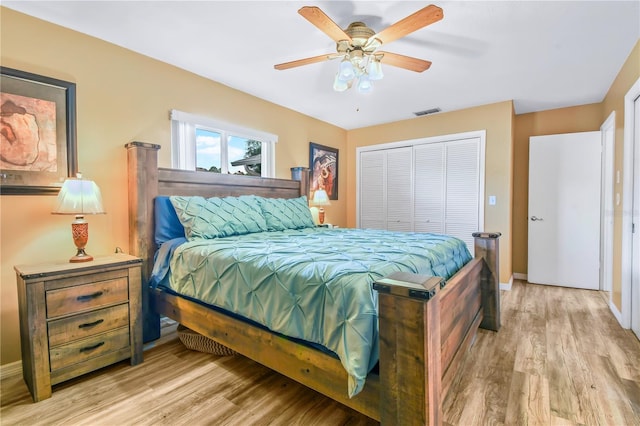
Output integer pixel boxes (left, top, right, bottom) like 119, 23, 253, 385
170, 109, 276, 177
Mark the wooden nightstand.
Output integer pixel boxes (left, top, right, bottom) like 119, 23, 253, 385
14, 254, 143, 402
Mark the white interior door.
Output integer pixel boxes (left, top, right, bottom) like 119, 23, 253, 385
528, 132, 601, 289
632, 94, 640, 339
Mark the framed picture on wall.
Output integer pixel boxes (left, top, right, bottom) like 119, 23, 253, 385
309, 142, 338, 200
0, 67, 77, 195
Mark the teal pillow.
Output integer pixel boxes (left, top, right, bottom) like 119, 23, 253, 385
169, 195, 267, 239
259, 196, 315, 231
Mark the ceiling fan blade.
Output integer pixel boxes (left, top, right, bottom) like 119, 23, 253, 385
378, 52, 432, 73
274, 53, 338, 70
298, 6, 352, 42
371, 5, 443, 45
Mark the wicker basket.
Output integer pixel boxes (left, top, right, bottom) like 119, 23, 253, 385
177, 325, 237, 356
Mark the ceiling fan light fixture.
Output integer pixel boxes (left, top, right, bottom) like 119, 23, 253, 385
338, 58, 355, 81
349, 48, 364, 64
368, 58, 384, 81
333, 73, 349, 92
357, 74, 373, 93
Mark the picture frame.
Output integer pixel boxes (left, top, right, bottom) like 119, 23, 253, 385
1, 67, 77, 195
309, 142, 338, 200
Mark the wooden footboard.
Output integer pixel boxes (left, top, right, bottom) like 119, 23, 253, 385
373, 232, 500, 425
152, 288, 382, 420
126, 142, 501, 425
440, 257, 483, 398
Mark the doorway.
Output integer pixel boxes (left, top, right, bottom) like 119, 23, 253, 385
622, 77, 640, 339
601, 112, 615, 294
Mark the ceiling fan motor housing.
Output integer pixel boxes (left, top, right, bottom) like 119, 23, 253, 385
345, 22, 375, 43
336, 22, 380, 62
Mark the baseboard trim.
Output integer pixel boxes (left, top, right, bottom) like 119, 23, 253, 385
0, 360, 22, 381
500, 275, 513, 291
609, 298, 623, 326
513, 273, 527, 281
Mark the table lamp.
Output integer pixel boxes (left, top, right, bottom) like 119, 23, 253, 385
310, 189, 331, 225
52, 174, 105, 262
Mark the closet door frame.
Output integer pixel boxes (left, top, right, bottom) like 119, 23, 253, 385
356, 130, 486, 235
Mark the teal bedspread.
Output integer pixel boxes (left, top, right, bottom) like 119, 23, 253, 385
166, 227, 472, 397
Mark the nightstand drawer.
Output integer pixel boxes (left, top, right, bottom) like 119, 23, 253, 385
48, 304, 130, 347
46, 277, 129, 318
49, 327, 130, 371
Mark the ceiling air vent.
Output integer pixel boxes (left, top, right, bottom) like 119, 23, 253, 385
414, 108, 441, 117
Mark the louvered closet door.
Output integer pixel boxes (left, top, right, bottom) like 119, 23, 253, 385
386, 147, 413, 231
414, 144, 445, 233
359, 150, 386, 229
445, 139, 480, 253
359, 135, 482, 255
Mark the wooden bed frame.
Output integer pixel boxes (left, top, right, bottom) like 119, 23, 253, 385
126, 142, 501, 424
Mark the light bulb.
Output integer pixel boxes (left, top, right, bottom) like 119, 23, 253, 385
338, 59, 355, 82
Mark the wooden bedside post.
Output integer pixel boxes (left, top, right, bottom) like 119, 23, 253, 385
374, 272, 444, 426
473, 232, 501, 331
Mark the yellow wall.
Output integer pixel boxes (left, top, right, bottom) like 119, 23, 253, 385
0, 8, 347, 365
512, 103, 603, 275
602, 40, 640, 310
347, 101, 514, 285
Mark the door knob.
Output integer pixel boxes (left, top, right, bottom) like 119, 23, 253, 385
531, 216, 544, 221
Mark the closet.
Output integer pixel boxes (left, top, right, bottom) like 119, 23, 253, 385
357, 132, 485, 254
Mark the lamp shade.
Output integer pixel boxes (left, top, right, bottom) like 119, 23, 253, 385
338, 59, 355, 82
52, 176, 105, 215
357, 74, 373, 93
333, 73, 349, 92
311, 189, 331, 206
368, 59, 384, 81
52, 175, 105, 263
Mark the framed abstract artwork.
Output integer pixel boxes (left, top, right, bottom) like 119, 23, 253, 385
309, 142, 338, 200
1, 67, 77, 195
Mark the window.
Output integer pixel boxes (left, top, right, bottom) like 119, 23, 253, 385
170, 110, 276, 177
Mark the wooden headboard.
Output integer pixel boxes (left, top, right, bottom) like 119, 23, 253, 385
125, 141, 308, 285
126, 142, 308, 341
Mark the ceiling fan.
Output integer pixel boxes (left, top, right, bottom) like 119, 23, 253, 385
274, 4, 444, 93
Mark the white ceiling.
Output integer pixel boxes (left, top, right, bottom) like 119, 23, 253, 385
4, 1, 640, 130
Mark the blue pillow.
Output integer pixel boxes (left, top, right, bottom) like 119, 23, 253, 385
154, 196, 185, 246
150, 237, 187, 288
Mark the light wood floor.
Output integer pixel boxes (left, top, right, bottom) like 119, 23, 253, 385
1, 281, 639, 425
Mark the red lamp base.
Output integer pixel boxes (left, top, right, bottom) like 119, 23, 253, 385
70, 218, 93, 263
70, 248, 93, 263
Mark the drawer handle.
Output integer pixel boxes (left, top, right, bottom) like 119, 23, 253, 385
79, 341, 105, 353
76, 291, 104, 302
78, 319, 104, 329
